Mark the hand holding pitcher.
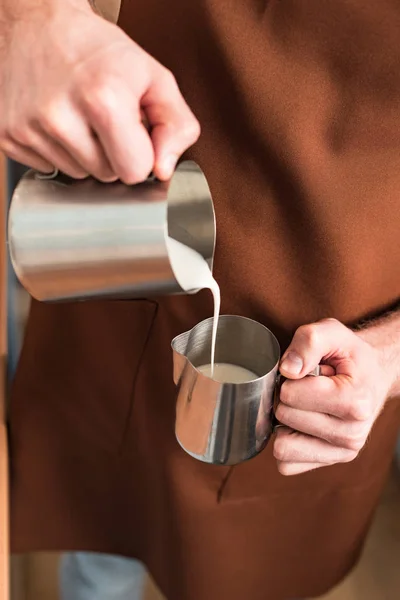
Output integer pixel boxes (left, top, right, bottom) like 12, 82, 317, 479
0, 0, 199, 182
274, 318, 398, 475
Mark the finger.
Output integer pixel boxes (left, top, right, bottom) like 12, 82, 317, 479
279, 374, 372, 421
280, 375, 341, 415
82, 83, 154, 184
277, 461, 324, 476
37, 104, 116, 182
273, 428, 358, 464
319, 364, 336, 377
143, 69, 201, 180
16, 126, 89, 179
0, 138, 55, 173
280, 318, 360, 379
275, 403, 368, 451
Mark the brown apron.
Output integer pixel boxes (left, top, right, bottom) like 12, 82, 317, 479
9, 2, 400, 599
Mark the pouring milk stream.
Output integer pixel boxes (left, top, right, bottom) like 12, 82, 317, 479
166, 237, 258, 383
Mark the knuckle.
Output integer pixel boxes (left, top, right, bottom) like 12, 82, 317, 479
340, 425, 368, 451
296, 323, 319, 349
344, 398, 372, 422
39, 116, 60, 138
82, 80, 119, 123
34, 98, 71, 137
36, 102, 63, 136
179, 116, 201, 143
163, 113, 200, 146
321, 317, 340, 326
342, 435, 365, 452
159, 67, 179, 90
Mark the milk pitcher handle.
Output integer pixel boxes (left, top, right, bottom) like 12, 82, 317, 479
36, 168, 60, 180
272, 365, 321, 431
35, 169, 159, 182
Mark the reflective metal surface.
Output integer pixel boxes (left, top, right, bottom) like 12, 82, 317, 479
8, 160, 215, 302
172, 315, 281, 466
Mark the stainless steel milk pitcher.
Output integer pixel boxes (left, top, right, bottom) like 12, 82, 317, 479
8, 161, 215, 302
172, 315, 320, 466
172, 315, 280, 466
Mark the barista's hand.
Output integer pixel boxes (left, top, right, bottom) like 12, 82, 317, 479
273, 317, 400, 476
0, 0, 200, 181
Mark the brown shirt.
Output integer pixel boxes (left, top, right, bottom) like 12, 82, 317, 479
9, 2, 400, 599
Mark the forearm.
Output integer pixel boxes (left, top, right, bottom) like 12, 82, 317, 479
0, 0, 90, 21
355, 305, 400, 398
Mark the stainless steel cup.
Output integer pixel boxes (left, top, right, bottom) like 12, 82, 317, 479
172, 315, 319, 466
8, 160, 215, 302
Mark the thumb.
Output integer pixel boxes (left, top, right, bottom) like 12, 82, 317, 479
279, 318, 357, 379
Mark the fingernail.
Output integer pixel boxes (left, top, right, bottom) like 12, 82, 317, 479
280, 351, 303, 375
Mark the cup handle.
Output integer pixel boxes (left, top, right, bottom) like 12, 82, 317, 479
272, 365, 321, 432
